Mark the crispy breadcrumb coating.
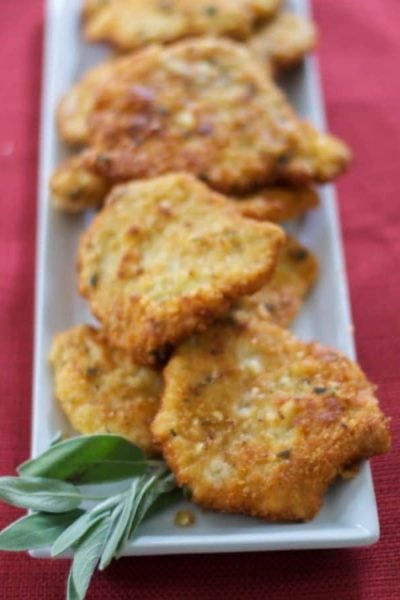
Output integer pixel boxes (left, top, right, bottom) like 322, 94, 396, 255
78, 173, 284, 365
51, 153, 319, 220
50, 155, 111, 212
83, 0, 282, 51
57, 59, 119, 147
53, 38, 350, 210
49, 325, 162, 453
152, 315, 390, 521
233, 184, 319, 222
237, 236, 318, 326
249, 12, 317, 72
84, 40, 350, 189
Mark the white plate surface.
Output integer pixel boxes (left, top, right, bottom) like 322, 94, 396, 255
31, 0, 380, 557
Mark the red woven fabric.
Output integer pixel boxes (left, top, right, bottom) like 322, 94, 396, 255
0, 0, 399, 598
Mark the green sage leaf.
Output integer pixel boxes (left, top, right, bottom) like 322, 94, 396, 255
124, 472, 176, 551
69, 517, 111, 600
51, 490, 123, 557
0, 434, 179, 600
0, 510, 84, 551
19, 434, 152, 484
51, 511, 105, 557
118, 472, 160, 555
99, 484, 138, 570
145, 487, 183, 520
0, 477, 82, 513
100, 469, 176, 568
67, 566, 81, 600
50, 431, 64, 446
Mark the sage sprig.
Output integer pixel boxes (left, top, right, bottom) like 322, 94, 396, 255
0, 510, 85, 551
0, 434, 179, 600
19, 433, 163, 483
0, 477, 83, 512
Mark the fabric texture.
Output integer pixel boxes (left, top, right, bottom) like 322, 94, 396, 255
0, 0, 399, 598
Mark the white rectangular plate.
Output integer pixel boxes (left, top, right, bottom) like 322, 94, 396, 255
31, 0, 380, 557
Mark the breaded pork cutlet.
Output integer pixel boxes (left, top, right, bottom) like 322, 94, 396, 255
49, 239, 313, 450
78, 173, 284, 365
52, 39, 350, 210
51, 155, 111, 212
57, 38, 289, 190
57, 20, 316, 148
152, 315, 390, 522
57, 59, 121, 147
49, 325, 162, 454
237, 236, 318, 326
249, 12, 317, 72
51, 154, 319, 218
81, 40, 350, 188
234, 184, 319, 222
83, 0, 282, 51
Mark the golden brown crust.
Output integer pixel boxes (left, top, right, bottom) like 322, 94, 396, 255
249, 12, 317, 72
51, 151, 320, 218
83, 39, 288, 193
83, 0, 282, 51
78, 173, 285, 365
57, 60, 119, 146
233, 184, 319, 221
276, 122, 352, 184
84, 39, 350, 190
236, 236, 319, 326
50, 151, 320, 218
52, 39, 350, 211
152, 315, 391, 521
49, 325, 162, 453
50, 155, 111, 212
59, 14, 315, 146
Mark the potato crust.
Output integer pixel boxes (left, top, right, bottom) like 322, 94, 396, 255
83, 0, 282, 51
78, 173, 285, 365
49, 325, 162, 453
152, 315, 390, 521
249, 12, 317, 72
236, 236, 318, 326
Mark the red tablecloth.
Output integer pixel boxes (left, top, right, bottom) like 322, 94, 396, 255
0, 1, 399, 598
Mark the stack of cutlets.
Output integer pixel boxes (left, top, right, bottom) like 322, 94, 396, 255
49, 0, 390, 522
